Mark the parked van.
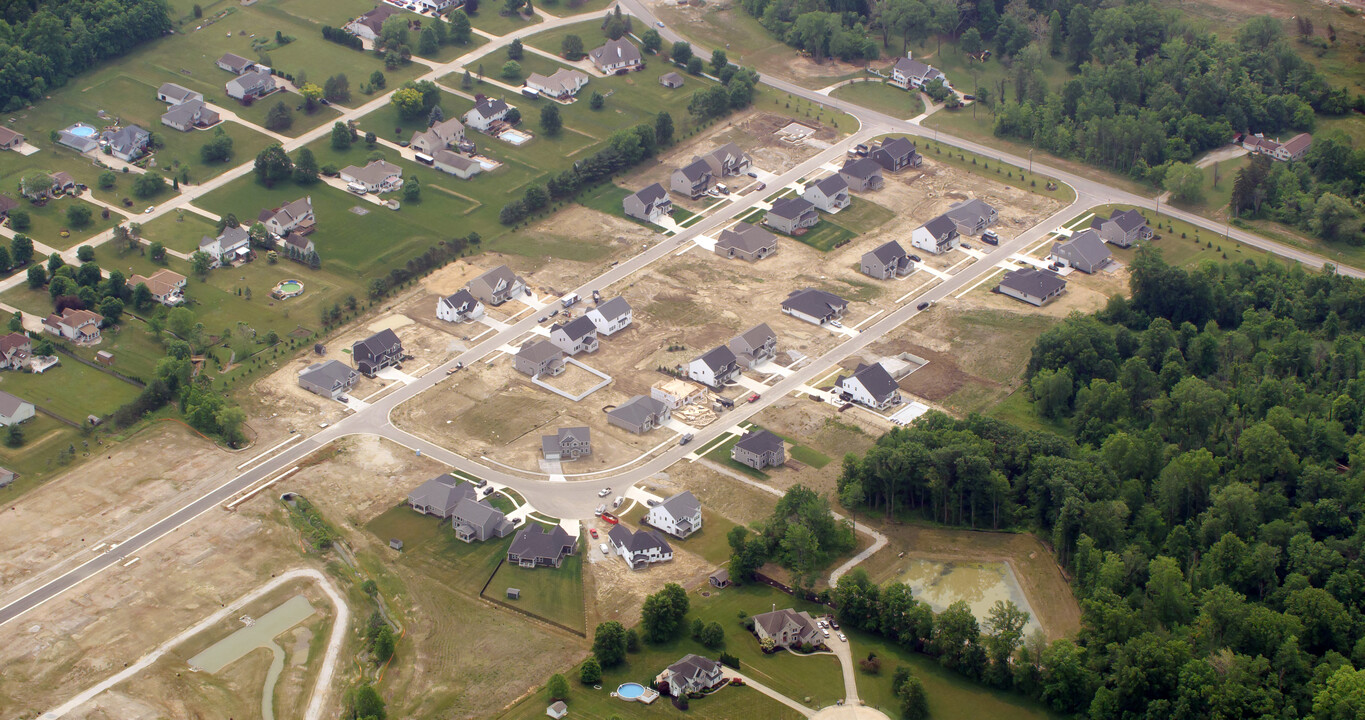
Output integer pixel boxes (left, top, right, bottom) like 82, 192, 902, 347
414, 152, 434, 166
599, 543, 610, 555
612, 496, 624, 509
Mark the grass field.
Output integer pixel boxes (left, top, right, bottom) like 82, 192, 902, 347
137, 211, 222, 255
829, 80, 925, 119
914, 136, 1075, 204
463, 51, 580, 86
791, 222, 856, 253
1078, 204, 1270, 270
488, 551, 586, 631
0, 414, 83, 498
366, 503, 512, 595
703, 433, 769, 480
467, 8, 543, 36
67, 322, 171, 384
0, 358, 141, 423
8, 196, 126, 252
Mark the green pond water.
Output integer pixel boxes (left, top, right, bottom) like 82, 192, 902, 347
188, 594, 316, 720
899, 558, 1043, 636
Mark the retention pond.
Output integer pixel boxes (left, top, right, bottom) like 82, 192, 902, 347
188, 594, 316, 720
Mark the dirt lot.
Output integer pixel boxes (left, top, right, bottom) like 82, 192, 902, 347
857, 521, 1082, 641
581, 512, 716, 629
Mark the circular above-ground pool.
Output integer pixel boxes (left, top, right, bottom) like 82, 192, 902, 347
271, 279, 304, 300
65, 123, 96, 137
616, 683, 646, 701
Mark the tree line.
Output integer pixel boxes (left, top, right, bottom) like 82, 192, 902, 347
1229, 137, 1365, 246
837, 248, 1365, 718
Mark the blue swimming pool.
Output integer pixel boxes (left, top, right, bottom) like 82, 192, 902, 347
65, 123, 96, 137
617, 683, 645, 699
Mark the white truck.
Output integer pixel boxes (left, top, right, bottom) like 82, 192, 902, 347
561, 293, 580, 308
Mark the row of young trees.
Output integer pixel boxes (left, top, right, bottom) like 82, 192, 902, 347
838, 248, 1365, 718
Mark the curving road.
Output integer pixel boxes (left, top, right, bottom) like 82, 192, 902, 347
1, 1, 1357, 629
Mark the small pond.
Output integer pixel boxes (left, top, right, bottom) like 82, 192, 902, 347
898, 558, 1042, 636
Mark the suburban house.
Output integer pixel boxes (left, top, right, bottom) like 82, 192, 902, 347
732, 429, 786, 470
467, 265, 526, 306
161, 100, 220, 132
225, 69, 277, 101
998, 267, 1067, 306
341, 160, 403, 193
436, 288, 485, 323
352, 328, 404, 376
549, 316, 600, 355
658, 655, 725, 697
752, 608, 822, 649
651, 378, 707, 410
0, 391, 35, 427
660, 72, 684, 88
1242, 132, 1313, 162
262, 196, 315, 238
451, 498, 515, 543
729, 323, 778, 368
781, 288, 848, 326
1052, 229, 1112, 273
542, 427, 591, 461
945, 198, 998, 235
432, 150, 481, 179
410, 117, 467, 155
645, 491, 702, 539
199, 226, 251, 267
608, 525, 673, 569
861, 240, 915, 280
50, 172, 76, 195
298, 359, 360, 399
0, 195, 16, 219
806, 176, 851, 214
699, 143, 753, 177
0, 333, 32, 371
515, 340, 566, 378
101, 125, 150, 162
607, 395, 671, 434
507, 524, 576, 568
282, 232, 316, 260
157, 83, 203, 105
871, 136, 922, 172
836, 362, 902, 410
408, 473, 478, 517
623, 183, 673, 223
525, 68, 589, 99
688, 345, 741, 388
463, 97, 512, 133
890, 54, 946, 89
216, 52, 259, 74
714, 222, 778, 262
42, 308, 103, 344
764, 197, 819, 234
128, 268, 187, 306
911, 214, 961, 254
1090, 209, 1152, 247
344, 5, 400, 41
670, 159, 713, 199
0, 127, 25, 150
586, 296, 633, 336
839, 157, 885, 191
588, 37, 643, 74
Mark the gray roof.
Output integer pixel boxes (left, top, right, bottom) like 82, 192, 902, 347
0, 390, 29, 418
552, 315, 597, 341
269, 196, 312, 226
922, 214, 957, 238
409, 474, 477, 513
508, 524, 574, 561
893, 57, 942, 81
433, 149, 478, 171
608, 395, 668, 426
704, 142, 749, 169
631, 182, 667, 206
162, 99, 217, 127
840, 157, 883, 180
782, 288, 848, 316
1054, 229, 1111, 266
667, 653, 721, 680
442, 288, 480, 313
452, 497, 510, 530
878, 136, 917, 159
661, 72, 684, 86
716, 222, 776, 254
218, 52, 253, 71
657, 490, 700, 520
845, 362, 898, 401
1109, 209, 1147, 232
471, 97, 509, 119
812, 174, 848, 195
946, 198, 993, 225
865, 240, 907, 265
609, 523, 672, 553
473, 264, 520, 290
593, 296, 631, 322
735, 429, 783, 456
999, 267, 1067, 298
343, 160, 401, 186
517, 339, 563, 363
590, 37, 642, 66
355, 328, 401, 357
693, 344, 737, 372
102, 125, 148, 154
767, 196, 815, 221
753, 608, 814, 637
733, 323, 775, 350
677, 158, 712, 182
158, 83, 198, 102
300, 359, 356, 387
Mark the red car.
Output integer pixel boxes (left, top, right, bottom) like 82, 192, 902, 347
589, 528, 599, 538
748, 393, 760, 403
600, 512, 620, 524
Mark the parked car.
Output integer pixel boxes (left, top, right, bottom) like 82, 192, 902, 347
143, 206, 156, 214
612, 496, 624, 508
589, 528, 599, 538
746, 171, 758, 178
829, 320, 843, 328
647, 499, 660, 507
962, 94, 976, 100
909, 254, 922, 262
598, 487, 612, 497
600, 542, 610, 554
961, 243, 972, 250
838, 632, 847, 642
982, 230, 999, 245
538, 316, 548, 323
748, 393, 760, 403
916, 301, 930, 310
595, 503, 606, 515
447, 367, 458, 375
679, 433, 694, 445
656, 20, 665, 26
831, 620, 840, 629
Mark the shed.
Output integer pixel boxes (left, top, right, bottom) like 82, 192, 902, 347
709, 568, 730, 588
87, 414, 103, 426
0, 467, 15, 487
389, 538, 403, 551
507, 587, 521, 600
547, 700, 568, 719
95, 350, 114, 365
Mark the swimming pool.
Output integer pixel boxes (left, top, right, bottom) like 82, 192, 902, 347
617, 683, 645, 699
499, 129, 532, 145
65, 123, 96, 137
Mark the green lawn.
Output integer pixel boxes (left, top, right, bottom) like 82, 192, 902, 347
488, 550, 585, 631
467, 8, 542, 36
829, 80, 925, 119
0, 414, 84, 498
537, 0, 618, 17
672, 510, 741, 566
791, 221, 856, 253
365, 502, 512, 595
500, 680, 806, 720
704, 433, 769, 479
0, 356, 141, 423
137, 211, 221, 255
10, 196, 126, 252
458, 51, 580, 86
67, 322, 170, 384
830, 196, 896, 234
1076, 204, 1269, 270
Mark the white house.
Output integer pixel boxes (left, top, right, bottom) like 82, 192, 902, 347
525, 69, 589, 99
157, 83, 202, 105
890, 54, 946, 89
0, 391, 35, 427
41, 308, 103, 345
781, 288, 848, 326
687, 345, 741, 388
588, 37, 643, 74
911, 214, 960, 255
262, 196, 315, 238
836, 362, 902, 410
341, 160, 403, 193
433, 150, 481, 180
436, 288, 485, 322
585, 296, 632, 336
548, 316, 599, 355
645, 491, 702, 539
463, 98, 512, 133
803, 174, 850, 212
608, 525, 673, 570
199, 226, 251, 268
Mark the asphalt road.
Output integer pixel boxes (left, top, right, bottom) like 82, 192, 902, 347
1, 1, 1358, 628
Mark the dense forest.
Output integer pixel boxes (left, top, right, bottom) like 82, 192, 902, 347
0, 0, 173, 111
1230, 136, 1365, 245
836, 250, 1365, 718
